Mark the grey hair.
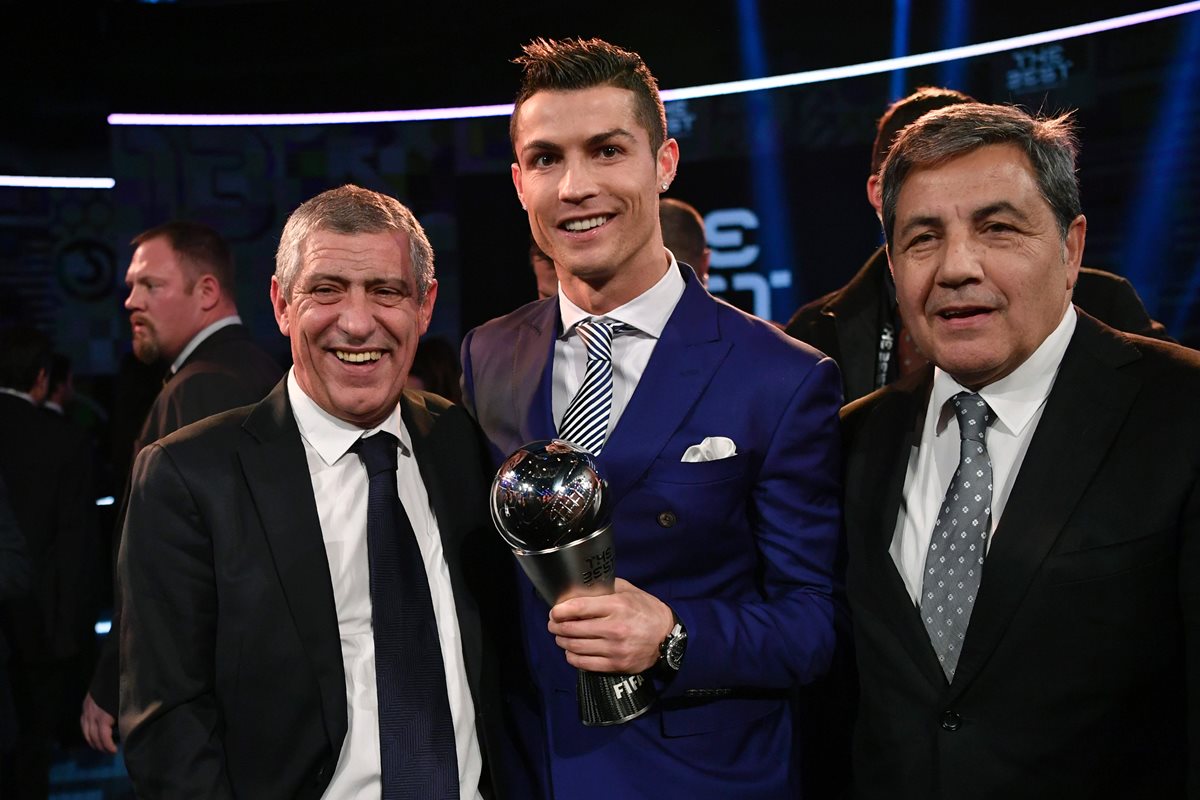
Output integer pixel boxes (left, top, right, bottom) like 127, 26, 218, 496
274, 184, 435, 302
881, 103, 1081, 246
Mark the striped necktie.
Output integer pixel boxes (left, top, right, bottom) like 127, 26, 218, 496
558, 317, 631, 456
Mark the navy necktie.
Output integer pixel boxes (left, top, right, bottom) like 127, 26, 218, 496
352, 432, 459, 799
558, 317, 631, 455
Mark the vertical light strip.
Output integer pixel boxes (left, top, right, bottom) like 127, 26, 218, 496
890, 0, 912, 101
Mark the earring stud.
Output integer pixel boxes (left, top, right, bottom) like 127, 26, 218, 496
661, 183, 668, 191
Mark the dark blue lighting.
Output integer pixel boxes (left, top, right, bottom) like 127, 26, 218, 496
735, 0, 800, 315
937, 0, 971, 89
1119, 9, 1200, 335
890, 0, 912, 101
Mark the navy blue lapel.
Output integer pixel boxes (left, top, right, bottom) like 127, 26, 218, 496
237, 382, 347, 752
597, 273, 732, 504
515, 299, 559, 447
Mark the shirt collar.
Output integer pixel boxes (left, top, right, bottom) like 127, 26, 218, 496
558, 250, 685, 340
286, 368, 413, 467
0, 387, 36, 405
932, 305, 1077, 437
170, 315, 242, 374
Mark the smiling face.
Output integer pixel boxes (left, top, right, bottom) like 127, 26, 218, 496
124, 236, 206, 364
888, 143, 1085, 389
271, 228, 436, 427
511, 85, 678, 312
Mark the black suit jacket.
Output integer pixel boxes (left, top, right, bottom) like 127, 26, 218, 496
842, 313, 1200, 799
134, 323, 283, 454
786, 246, 1172, 403
90, 323, 282, 713
118, 382, 514, 799
0, 393, 92, 664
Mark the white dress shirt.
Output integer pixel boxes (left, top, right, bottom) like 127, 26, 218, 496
286, 371, 483, 800
169, 315, 241, 374
890, 306, 1078, 605
552, 252, 686, 435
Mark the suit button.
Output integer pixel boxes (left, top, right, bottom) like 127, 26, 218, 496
941, 711, 961, 731
657, 511, 677, 528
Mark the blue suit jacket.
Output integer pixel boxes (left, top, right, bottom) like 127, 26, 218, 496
462, 267, 844, 799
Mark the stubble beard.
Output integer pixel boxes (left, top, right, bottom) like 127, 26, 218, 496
131, 326, 162, 365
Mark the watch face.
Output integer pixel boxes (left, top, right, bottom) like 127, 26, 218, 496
664, 627, 687, 671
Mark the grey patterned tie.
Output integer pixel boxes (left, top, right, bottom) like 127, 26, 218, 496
920, 391, 994, 681
557, 318, 631, 456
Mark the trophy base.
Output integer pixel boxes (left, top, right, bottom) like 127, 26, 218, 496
577, 668, 656, 726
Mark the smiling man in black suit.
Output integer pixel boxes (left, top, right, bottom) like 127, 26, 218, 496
118, 185, 515, 799
842, 103, 1200, 799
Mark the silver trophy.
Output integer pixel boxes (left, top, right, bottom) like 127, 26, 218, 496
490, 439, 656, 726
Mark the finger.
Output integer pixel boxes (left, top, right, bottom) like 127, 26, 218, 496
549, 595, 613, 623
554, 635, 614, 657
547, 617, 609, 638
564, 651, 622, 672
99, 722, 118, 754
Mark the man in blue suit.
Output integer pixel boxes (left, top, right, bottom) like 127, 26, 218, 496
461, 37, 843, 798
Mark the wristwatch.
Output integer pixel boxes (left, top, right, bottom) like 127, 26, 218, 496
658, 613, 688, 672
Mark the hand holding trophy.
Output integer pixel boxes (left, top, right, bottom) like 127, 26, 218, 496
490, 439, 657, 726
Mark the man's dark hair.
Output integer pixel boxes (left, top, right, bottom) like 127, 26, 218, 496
881, 103, 1082, 246
659, 198, 707, 269
132, 220, 235, 296
0, 325, 53, 392
871, 86, 976, 174
510, 37, 668, 155
47, 353, 71, 396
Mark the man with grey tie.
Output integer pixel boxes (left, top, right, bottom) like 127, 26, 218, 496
841, 102, 1200, 799
118, 185, 516, 798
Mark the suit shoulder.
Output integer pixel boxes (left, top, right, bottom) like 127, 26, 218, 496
1122, 329, 1200, 380
467, 297, 554, 342
154, 402, 257, 453
784, 288, 839, 333
713, 295, 830, 366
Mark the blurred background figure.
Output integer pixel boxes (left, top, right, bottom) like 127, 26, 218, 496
529, 239, 558, 301
659, 197, 711, 287
42, 354, 73, 416
407, 335, 464, 405
0, 326, 94, 799
82, 220, 282, 757
0, 475, 32, 791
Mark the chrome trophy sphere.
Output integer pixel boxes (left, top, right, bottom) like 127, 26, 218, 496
490, 439, 610, 553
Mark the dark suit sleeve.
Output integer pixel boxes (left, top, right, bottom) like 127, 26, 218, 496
668, 357, 844, 690
0, 475, 31, 600
118, 443, 234, 799
459, 328, 480, 422
1182, 473, 1200, 795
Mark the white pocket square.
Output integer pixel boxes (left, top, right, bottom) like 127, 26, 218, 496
681, 436, 737, 463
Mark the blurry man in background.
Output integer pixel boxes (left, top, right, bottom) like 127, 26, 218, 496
659, 197, 711, 286
0, 326, 93, 798
81, 221, 282, 754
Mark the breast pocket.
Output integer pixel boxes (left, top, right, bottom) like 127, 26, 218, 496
1045, 527, 1174, 585
647, 452, 748, 485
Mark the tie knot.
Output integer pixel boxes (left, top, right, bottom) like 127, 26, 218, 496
351, 431, 399, 477
951, 392, 993, 443
574, 317, 631, 359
